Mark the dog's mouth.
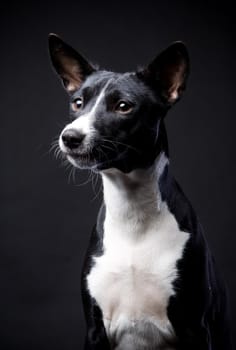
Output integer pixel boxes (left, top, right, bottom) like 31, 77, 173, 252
64, 149, 98, 168
62, 147, 111, 170
62, 145, 128, 171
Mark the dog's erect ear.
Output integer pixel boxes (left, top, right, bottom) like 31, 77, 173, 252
48, 34, 95, 93
139, 42, 189, 104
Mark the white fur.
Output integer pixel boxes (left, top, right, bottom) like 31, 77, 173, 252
87, 153, 189, 349
59, 82, 110, 152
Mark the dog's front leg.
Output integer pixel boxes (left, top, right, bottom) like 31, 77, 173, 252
82, 285, 110, 350
81, 225, 111, 350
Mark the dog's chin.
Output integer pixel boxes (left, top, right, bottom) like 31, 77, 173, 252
66, 154, 97, 169
65, 153, 117, 171
65, 149, 128, 172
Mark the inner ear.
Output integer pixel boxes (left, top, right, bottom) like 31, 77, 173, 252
140, 42, 190, 104
48, 34, 96, 93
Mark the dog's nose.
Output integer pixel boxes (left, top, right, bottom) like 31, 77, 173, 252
62, 129, 85, 149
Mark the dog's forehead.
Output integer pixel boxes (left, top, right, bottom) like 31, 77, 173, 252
79, 71, 147, 98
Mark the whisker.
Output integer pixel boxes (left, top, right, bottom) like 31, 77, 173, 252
98, 145, 110, 163
72, 167, 77, 184
67, 166, 74, 184
91, 170, 98, 195
100, 143, 115, 152
91, 177, 103, 202
59, 159, 70, 169
100, 136, 141, 154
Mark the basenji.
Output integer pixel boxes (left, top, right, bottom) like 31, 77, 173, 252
48, 34, 232, 350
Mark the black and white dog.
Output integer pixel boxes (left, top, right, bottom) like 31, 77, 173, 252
48, 34, 232, 350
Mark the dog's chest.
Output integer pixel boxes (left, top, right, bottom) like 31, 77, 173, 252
87, 202, 189, 348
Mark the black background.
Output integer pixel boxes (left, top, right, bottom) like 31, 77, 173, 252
0, 1, 235, 349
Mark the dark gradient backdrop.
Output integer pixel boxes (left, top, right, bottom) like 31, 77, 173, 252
0, 1, 235, 349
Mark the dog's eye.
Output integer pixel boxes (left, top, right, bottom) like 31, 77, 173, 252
72, 97, 83, 111
115, 101, 133, 114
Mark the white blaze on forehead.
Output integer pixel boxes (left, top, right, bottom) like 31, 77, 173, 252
62, 79, 111, 137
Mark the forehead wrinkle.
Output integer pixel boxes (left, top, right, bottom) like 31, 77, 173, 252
105, 75, 150, 101
83, 71, 117, 88
79, 73, 118, 102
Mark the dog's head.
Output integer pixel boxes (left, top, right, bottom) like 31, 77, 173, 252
49, 34, 189, 173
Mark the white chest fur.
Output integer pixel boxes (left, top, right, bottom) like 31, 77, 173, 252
87, 157, 189, 349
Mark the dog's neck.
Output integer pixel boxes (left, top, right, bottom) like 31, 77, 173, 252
101, 152, 169, 234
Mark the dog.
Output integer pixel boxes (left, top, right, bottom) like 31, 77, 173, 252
48, 34, 232, 350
